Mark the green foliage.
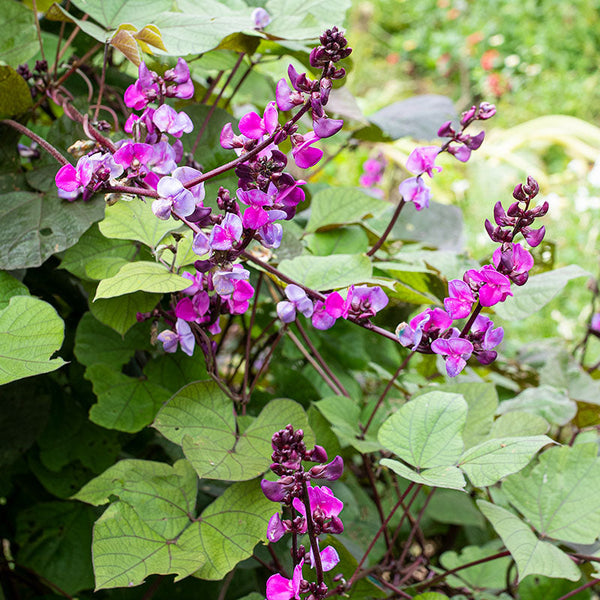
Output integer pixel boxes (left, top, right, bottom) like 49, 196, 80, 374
0, 65, 33, 117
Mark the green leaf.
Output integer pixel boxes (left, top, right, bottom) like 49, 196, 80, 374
69, 0, 172, 29
489, 412, 549, 438
427, 489, 486, 527
74, 312, 151, 369
0, 271, 28, 309
494, 265, 590, 320
86, 364, 171, 432
92, 501, 204, 589
0, 295, 65, 385
154, 381, 313, 480
0, 1, 39, 65
144, 353, 208, 393
440, 542, 511, 590
367, 95, 457, 141
94, 261, 190, 299
502, 443, 600, 544
305, 227, 370, 256
378, 392, 468, 469
193, 479, 274, 580
0, 191, 105, 269
60, 224, 138, 280
305, 187, 388, 233
99, 198, 181, 248
74, 459, 197, 538
277, 254, 372, 291
15, 501, 96, 595
0, 65, 33, 117
380, 458, 466, 490
477, 500, 581, 582
459, 436, 552, 488
497, 385, 576, 426
90, 291, 162, 336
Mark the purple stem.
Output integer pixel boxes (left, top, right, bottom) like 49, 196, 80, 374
1, 119, 69, 165
366, 199, 406, 257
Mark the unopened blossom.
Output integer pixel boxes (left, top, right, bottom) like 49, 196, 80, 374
152, 176, 195, 220
313, 114, 343, 139
291, 132, 323, 168
308, 455, 344, 481
276, 78, 304, 111
444, 279, 476, 319
157, 318, 195, 356
266, 560, 303, 600
406, 146, 442, 177
267, 512, 287, 543
124, 63, 159, 110
431, 336, 474, 377
398, 176, 431, 211
493, 242, 534, 285
252, 6, 271, 28
277, 284, 314, 323
209, 213, 243, 250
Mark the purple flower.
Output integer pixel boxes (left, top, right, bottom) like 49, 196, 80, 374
152, 104, 193, 138
226, 279, 255, 314
291, 132, 323, 168
276, 78, 304, 111
192, 231, 210, 256
472, 315, 504, 350
447, 144, 471, 162
591, 313, 600, 334
175, 293, 210, 323
493, 242, 534, 285
171, 166, 205, 204
522, 225, 546, 247
464, 265, 513, 307
313, 114, 343, 139
55, 158, 93, 200
312, 300, 337, 330
113, 142, 154, 177
277, 284, 314, 323
220, 122, 247, 150
292, 485, 344, 533
310, 543, 340, 572
397, 308, 452, 349
431, 337, 473, 377
124, 63, 159, 110
261, 479, 287, 502
237, 182, 278, 207
406, 146, 442, 177
182, 271, 204, 295
209, 213, 243, 250
239, 102, 278, 140
308, 455, 344, 481
152, 176, 195, 220
444, 279, 475, 319
157, 318, 195, 356
266, 560, 303, 600
252, 7, 271, 28
267, 512, 287, 543
164, 58, 194, 99
347, 285, 389, 319
213, 265, 249, 296
148, 141, 178, 175
398, 176, 431, 211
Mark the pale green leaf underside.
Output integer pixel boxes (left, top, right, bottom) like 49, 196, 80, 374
477, 501, 580, 582
378, 392, 468, 469
0, 295, 65, 385
503, 443, 600, 544
94, 261, 190, 299
99, 199, 181, 248
381, 458, 466, 490
459, 436, 552, 488
154, 381, 313, 480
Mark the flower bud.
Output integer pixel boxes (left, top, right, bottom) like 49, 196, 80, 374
437, 120, 455, 138
461, 105, 477, 125
261, 479, 286, 502
478, 102, 497, 119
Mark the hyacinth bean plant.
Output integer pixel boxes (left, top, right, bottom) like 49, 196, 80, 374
2, 2, 600, 600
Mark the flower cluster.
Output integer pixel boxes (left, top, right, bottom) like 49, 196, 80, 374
398, 175, 547, 377
56, 29, 352, 358
399, 102, 496, 211
262, 425, 345, 600
277, 284, 389, 331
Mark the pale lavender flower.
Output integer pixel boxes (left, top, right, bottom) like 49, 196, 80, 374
152, 176, 195, 220
277, 284, 314, 323
152, 104, 193, 138
157, 318, 195, 356
398, 176, 431, 211
252, 7, 271, 28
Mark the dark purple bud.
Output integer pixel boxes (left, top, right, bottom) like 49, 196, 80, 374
17, 64, 32, 80
437, 120, 455, 138
507, 202, 522, 217
319, 78, 332, 105
273, 129, 288, 145
261, 479, 286, 502
465, 130, 485, 150
34, 59, 48, 73
306, 444, 328, 463
477, 102, 497, 120
512, 184, 528, 202
194, 259, 213, 273
522, 225, 546, 247
523, 176, 539, 198
530, 200, 549, 217
323, 516, 344, 534
461, 105, 477, 125
311, 94, 324, 118
321, 455, 344, 480
511, 271, 529, 286
493, 201, 510, 226
476, 350, 497, 365
332, 67, 346, 80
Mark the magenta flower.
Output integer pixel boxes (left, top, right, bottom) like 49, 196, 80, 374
398, 176, 431, 211
493, 242, 534, 285
237, 182, 278, 207
266, 560, 303, 600
591, 313, 600, 334
308, 455, 344, 481
175, 293, 210, 323
182, 271, 204, 295
397, 308, 452, 349
276, 78, 304, 111
152, 176, 195, 220
310, 543, 340, 572
313, 114, 343, 139
444, 279, 475, 319
311, 300, 337, 330
124, 63, 159, 110
164, 58, 194, 99
113, 142, 154, 177
267, 512, 287, 543
472, 315, 504, 351
292, 485, 344, 531
209, 213, 243, 250
431, 337, 473, 377
213, 265, 249, 296
291, 132, 323, 168
226, 279, 255, 314
522, 225, 546, 247
277, 284, 314, 323
220, 122, 247, 150
152, 104, 193, 138
406, 146, 442, 177
465, 265, 513, 307
239, 101, 278, 140
157, 318, 195, 356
